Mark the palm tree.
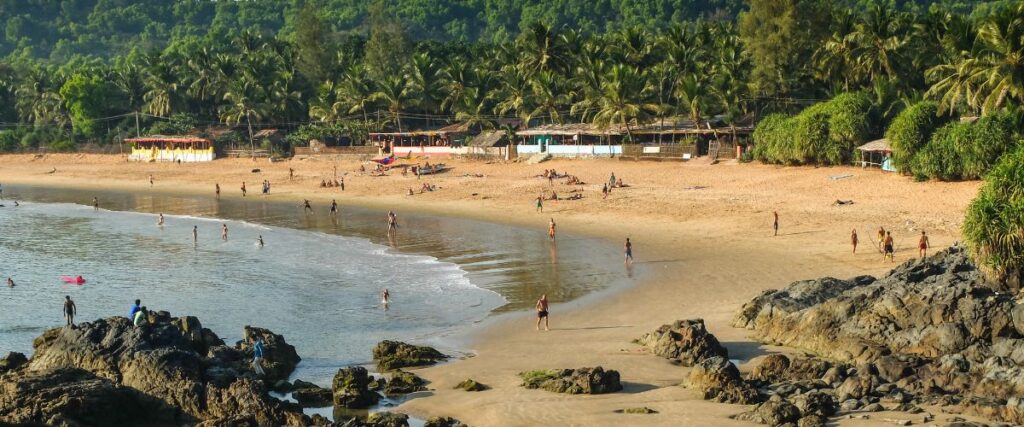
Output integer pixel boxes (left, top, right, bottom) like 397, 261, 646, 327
406, 53, 444, 126
591, 64, 654, 143
518, 22, 565, 77
847, 3, 913, 86
143, 54, 178, 117
371, 74, 414, 133
529, 70, 569, 124
220, 78, 269, 158
493, 69, 533, 124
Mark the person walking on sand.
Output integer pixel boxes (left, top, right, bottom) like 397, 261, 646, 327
289, 168, 294, 179
241, 182, 247, 197
303, 200, 313, 213
918, 231, 930, 258
536, 194, 544, 213
536, 294, 549, 331
851, 229, 858, 254
883, 231, 895, 262
221, 224, 228, 241
387, 211, 398, 233
251, 337, 266, 376
149, 174, 154, 186
215, 183, 221, 199
63, 296, 77, 327
157, 213, 164, 226
330, 199, 338, 216
624, 238, 634, 265
773, 211, 779, 236
548, 218, 556, 241
92, 197, 99, 210
602, 183, 609, 199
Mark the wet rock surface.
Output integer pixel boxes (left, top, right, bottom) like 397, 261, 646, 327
519, 366, 622, 394
332, 366, 381, 409
635, 319, 729, 366
373, 340, 447, 371
732, 247, 1024, 425
2, 313, 306, 426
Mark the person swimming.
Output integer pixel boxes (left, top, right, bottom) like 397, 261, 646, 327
303, 200, 313, 213
7, 278, 14, 288
257, 235, 264, 247
382, 288, 390, 306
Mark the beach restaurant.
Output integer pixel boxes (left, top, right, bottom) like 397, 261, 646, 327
857, 138, 896, 172
369, 123, 469, 158
125, 136, 215, 162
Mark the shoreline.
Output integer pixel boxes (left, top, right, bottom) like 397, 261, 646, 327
0, 154, 981, 426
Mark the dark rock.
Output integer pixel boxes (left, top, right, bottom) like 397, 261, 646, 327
237, 326, 301, 383
332, 366, 380, 409
790, 390, 836, 417
615, 407, 658, 414
22, 314, 305, 425
687, 356, 758, 404
755, 398, 801, 425
365, 411, 409, 427
751, 354, 791, 383
0, 352, 28, 373
519, 366, 622, 394
292, 382, 333, 408
797, 415, 826, 427
634, 319, 728, 366
862, 403, 884, 412
423, 416, 469, 427
839, 398, 862, 411
454, 379, 488, 391
381, 370, 427, 395
272, 380, 294, 393
373, 340, 446, 371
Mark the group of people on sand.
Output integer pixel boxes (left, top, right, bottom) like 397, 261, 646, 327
773, 212, 932, 262
408, 183, 437, 195
320, 178, 343, 190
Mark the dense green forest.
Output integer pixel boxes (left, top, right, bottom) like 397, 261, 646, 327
0, 0, 1020, 158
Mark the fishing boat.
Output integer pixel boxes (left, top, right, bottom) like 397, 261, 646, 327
417, 163, 448, 175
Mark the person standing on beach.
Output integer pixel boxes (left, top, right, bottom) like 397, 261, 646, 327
92, 197, 99, 210
548, 218, 556, 241
241, 182, 247, 197
602, 184, 609, 199
387, 211, 398, 233
303, 200, 313, 213
63, 296, 77, 327
339, 177, 345, 191
215, 183, 221, 199
877, 226, 886, 253
157, 213, 164, 227
883, 231, 895, 262
851, 229, 858, 254
289, 168, 294, 179
221, 224, 228, 241
330, 199, 338, 215
624, 238, 634, 265
918, 231, 930, 258
149, 174, 154, 186
251, 337, 266, 376
773, 211, 779, 236
536, 294, 549, 331
192, 226, 198, 245
536, 194, 543, 213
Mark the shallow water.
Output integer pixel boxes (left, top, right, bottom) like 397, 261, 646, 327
0, 185, 627, 386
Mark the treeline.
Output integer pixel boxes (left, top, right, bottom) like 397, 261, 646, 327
0, 0, 1020, 157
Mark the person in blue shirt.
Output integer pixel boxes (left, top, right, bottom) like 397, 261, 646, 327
252, 338, 266, 376
128, 300, 141, 320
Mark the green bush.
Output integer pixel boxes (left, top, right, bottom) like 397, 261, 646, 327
885, 101, 944, 174
963, 145, 1024, 285
0, 130, 20, 151
910, 111, 1020, 181
751, 92, 873, 166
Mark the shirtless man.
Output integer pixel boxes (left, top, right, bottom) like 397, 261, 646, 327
918, 231, 930, 258
92, 197, 99, 210
773, 211, 779, 236
330, 200, 338, 215
149, 174, 154, 186
221, 224, 228, 241
535, 294, 549, 331
883, 231, 895, 262
7, 278, 14, 288
215, 183, 221, 198
192, 226, 198, 245
624, 238, 633, 265
240, 182, 247, 197
303, 200, 313, 213
257, 235, 264, 247
63, 296, 77, 327
382, 288, 390, 306
157, 213, 165, 226
851, 229, 858, 254
387, 211, 398, 233
548, 218, 556, 241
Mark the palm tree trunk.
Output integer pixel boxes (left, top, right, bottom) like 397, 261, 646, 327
246, 111, 255, 160
395, 110, 403, 134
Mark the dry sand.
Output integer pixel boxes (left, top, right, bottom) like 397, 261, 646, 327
0, 154, 984, 426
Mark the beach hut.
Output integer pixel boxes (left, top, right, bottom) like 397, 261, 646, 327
857, 139, 895, 172
369, 122, 470, 158
515, 123, 625, 156
125, 136, 215, 162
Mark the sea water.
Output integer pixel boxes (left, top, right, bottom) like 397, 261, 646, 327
0, 185, 628, 387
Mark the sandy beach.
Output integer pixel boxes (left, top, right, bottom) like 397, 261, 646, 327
0, 154, 983, 426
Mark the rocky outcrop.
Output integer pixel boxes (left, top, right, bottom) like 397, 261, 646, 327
734, 247, 1024, 425
365, 412, 410, 427
687, 356, 759, 404
373, 340, 447, 371
4, 313, 306, 426
332, 366, 380, 409
291, 380, 333, 408
454, 379, 488, 391
0, 352, 27, 374
634, 319, 728, 366
424, 416, 469, 427
519, 367, 622, 394
381, 370, 427, 395
237, 326, 301, 383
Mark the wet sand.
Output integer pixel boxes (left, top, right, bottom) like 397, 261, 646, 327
0, 154, 982, 425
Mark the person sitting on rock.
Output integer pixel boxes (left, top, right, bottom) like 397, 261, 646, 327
133, 306, 148, 327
